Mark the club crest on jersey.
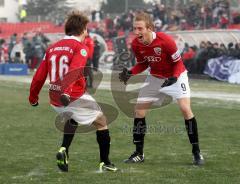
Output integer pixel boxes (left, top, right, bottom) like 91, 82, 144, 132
80, 49, 87, 57
154, 47, 161, 55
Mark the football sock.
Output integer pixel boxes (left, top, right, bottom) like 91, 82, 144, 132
185, 117, 200, 154
96, 129, 111, 165
61, 119, 78, 155
133, 117, 146, 155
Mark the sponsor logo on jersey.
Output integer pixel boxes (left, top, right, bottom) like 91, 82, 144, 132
80, 49, 87, 57
154, 47, 162, 55
143, 56, 161, 63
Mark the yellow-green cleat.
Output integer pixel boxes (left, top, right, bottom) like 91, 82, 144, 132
56, 147, 69, 172
99, 162, 118, 172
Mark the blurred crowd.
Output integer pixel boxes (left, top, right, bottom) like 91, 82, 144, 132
182, 41, 240, 74
0, 32, 49, 68
152, 0, 230, 30
1, 32, 240, 75
0, 32, 102, 72
1, 0, 240, 74
88, 0, 237, 40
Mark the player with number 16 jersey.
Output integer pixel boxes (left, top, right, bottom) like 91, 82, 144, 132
29, 11, 118, 173
29, 36, 88, 107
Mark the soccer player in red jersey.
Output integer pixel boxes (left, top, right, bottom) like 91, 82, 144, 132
119, 11, 204, 165
29, 11, 118, 172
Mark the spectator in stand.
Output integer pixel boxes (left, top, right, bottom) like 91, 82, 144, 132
234, 43, 240, 59
227, 42, 235, 57
92, 36, 101, 71
179, 19, 188, 30
205, 41, 216, 59
0, 39, 4, 62
233, 13, 240, 24
212, 42, 221, 58
8, 33, 18, 62
122, 13, 133, 37
113, 16, 121, 30
182, 43, 196, 73
183, 45, 196, 60
91, 10, 97, 22
84, 35, 94, 88
195, 41, 208, 74
219, 43, 228, 56
10, 37, 25, 63
153, 4, 166, 25
154, 17, 162, 32
38, 32, 50, 48
0, 39, 6, 63
219, 13, 229, 29
32, 32, 47, 69
1, 40, 8, 63
212, 2, 221, 26
105, 14, 117, 39
153, 4, 161, 19
22, 33, 33, 67
105, 14, 114, 31
204, 2, 213, 29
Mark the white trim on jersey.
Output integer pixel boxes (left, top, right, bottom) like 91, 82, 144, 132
171, 50, 181, 62
173, 56, 182, 63
152, 32, 157, 40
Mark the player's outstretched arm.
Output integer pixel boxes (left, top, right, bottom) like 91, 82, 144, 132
29, 58, 48, 107
161, 77, 177, 87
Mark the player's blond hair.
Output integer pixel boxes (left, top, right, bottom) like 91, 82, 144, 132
134, 11, 154, 30
65, 10, 89, 36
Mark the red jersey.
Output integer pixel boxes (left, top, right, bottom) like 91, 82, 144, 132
29, 36, 88, 107
83, 36, 94, 60
130, 32, 186, 78
182, 48, 196, 61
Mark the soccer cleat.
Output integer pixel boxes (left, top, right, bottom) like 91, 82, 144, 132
56, 147, 69, 172
193, 152, 204, 165
124, 151, 144, 163
99, 162, 118, 172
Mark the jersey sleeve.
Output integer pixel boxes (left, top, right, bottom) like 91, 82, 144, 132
162, 34, 181, 63
130, 62, 149, 75
29, 53, 48, 105
162, 34, 183, 78
130, 42, 149, 75
62, 47, 88, 95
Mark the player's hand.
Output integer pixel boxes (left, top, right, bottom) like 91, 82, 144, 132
31, 102, 39, 107
119, 67, 132, 85
161, 77, 177, 87
60, 94, 71, 106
